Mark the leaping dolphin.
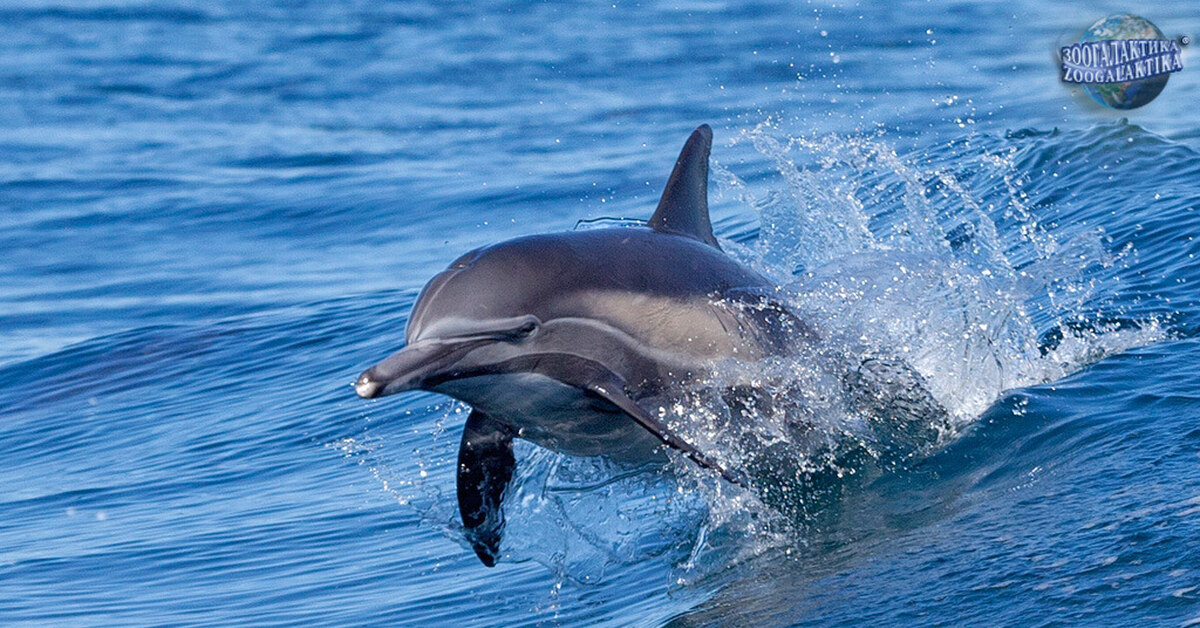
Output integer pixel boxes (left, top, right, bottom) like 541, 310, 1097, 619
356, 125, 812, 566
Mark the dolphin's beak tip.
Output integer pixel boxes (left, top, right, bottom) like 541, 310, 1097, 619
354, 371, 383, 399
355, 342, 452, 399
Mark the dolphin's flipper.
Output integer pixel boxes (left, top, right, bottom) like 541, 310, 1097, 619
649, 124, 720, 249
491, 352, 745, 486
457, 409, 516, 567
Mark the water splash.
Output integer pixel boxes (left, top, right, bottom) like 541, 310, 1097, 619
718, 123, 1162, 415
664, 123, 1167, 571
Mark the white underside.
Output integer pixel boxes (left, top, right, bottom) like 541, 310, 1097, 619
437, 373, 664, 461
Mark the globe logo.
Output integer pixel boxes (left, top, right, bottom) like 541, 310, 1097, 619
1060, 14, 1185, 110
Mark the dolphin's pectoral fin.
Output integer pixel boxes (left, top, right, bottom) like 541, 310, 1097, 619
592, 380, 747, 487
493, 353, 746, 487
649, 124, 720, 249
457, 409, 516, 567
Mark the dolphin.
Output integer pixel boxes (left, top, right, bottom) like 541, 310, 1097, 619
356, 125, 813, 566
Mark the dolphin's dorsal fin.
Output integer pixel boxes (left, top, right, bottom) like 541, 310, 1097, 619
649, 124, 720, 249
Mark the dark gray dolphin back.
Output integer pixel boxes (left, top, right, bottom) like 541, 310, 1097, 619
648, 124, 719, 248
405, 227, 770, 344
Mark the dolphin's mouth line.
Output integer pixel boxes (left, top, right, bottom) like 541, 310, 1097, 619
355, 337, 494, 399
357, 317, 550, 399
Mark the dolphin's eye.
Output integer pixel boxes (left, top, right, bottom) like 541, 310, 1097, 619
486, 317, 538, 342
500, 317, 540, 341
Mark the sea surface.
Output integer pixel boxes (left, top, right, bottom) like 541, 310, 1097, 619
2, 1, 1199, 626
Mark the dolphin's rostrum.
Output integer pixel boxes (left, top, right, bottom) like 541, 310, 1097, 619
356, 125, 809, 566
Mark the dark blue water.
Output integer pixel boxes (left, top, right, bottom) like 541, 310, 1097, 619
2, 1, 1199, 625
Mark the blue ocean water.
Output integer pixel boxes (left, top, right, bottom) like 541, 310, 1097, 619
2, 1, 1199, 625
